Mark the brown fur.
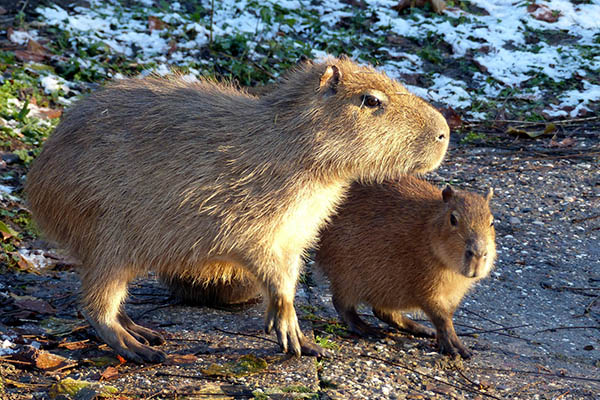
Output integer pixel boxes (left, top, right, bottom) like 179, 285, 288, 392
25, 57, 449, 363
315, 175, 496, 358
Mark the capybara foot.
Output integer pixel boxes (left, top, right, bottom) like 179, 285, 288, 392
438, 333, 472, 359
333, 299, 378, 337
85, 313, 167, 363
265, 298, 305, 356
119, 312, 165, 346
300, 339, 327, 357
372, 308, 435, 338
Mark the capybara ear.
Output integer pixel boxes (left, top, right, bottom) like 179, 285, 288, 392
442, 185, 454, 203
318, 65, 341, 94
486, 187, 494, 202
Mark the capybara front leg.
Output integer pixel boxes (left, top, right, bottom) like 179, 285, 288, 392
422, 304, 472, 359
262, 257, 325, 357
81, 271, 166, 363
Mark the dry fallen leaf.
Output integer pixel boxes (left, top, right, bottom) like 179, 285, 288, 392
549, 137, 576, 148
100, 366, 119, 381
164, 353, 198, 365
527, 4, 560, 23
148, 15, 167, 31
439, 106, 462, 130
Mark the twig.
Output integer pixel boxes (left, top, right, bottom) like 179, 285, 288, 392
458, 323, 531, 337
472, 366, 600, 383
133, 303, 177, 319
359, 353, 503, 399
572, 215, 600, 224
583, 295, 600, 315
213, 327, 279, 345
210, 0, 215, 45
533, 325, 600, 335
555, 286, 600, 291
461, 308, 507, 328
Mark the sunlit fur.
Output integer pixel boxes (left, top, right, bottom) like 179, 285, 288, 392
315, 175, 496, 358
25, 57, 449, 362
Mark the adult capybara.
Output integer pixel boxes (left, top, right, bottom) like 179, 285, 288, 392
25, 57, 450, 363
315, 176, 496, 358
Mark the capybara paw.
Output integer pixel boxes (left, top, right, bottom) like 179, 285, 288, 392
128, 325, 165, 346
301, 340, 327, 357
411, 324, 436, 338
118, 340, 167, 364
438, 339, 471, 359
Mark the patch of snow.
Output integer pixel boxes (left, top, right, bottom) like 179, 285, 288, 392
0, 339, 17, 356
40, 75, 69, 94
18, 248, 54, 270
0, 184, 15, 194
544, 81, 600, 118
8, 30, 39, 45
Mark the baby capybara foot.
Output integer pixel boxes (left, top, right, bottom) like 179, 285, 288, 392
372, 308, 435, 338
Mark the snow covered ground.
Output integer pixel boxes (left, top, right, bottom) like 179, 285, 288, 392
23, 0, 600, 119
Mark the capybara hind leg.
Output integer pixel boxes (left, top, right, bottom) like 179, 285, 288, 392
118, 310, 165, 346
262, 257, 325, 357
372, 308, 435, 337
81, 273, 166, 363
332, 297, 377, 336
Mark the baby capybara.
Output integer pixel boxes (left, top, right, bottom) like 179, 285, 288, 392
25, 57, 450, 363
315, 176, 496, 358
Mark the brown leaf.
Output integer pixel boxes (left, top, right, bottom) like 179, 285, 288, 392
164, 353, 198, 365
14, 50, 46, 63
528, 4, 560, 23
100, 366, 119, 381
439, 106, 462, 130
12, 294, 56, 314
549, 137, 576, 148
27, 39, 49, 56
148, 16, 167, 31
36, 107, 63, 119
12, 346, 76, 372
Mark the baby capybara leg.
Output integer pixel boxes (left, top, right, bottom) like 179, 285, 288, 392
422, 305, 472, 359
261, 256, 324, 357
372, 308, 435, 337
332, 297, 377, 337
81, 269, 166, 363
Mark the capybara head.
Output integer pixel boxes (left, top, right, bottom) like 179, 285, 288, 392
432, 186, 496, 279
260, 56, 450, 181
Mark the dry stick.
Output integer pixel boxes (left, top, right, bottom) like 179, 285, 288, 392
454, 322, 537, 344
359, 353, 503, 400
583, 296, 600, 315
213, 327, 279, 346
458, 323, 531, 337
461, 308, 507, 328
555, 286, 600, 291
572, 215, 600, 224
471, 366, 600, 384
533, 325, 600, 335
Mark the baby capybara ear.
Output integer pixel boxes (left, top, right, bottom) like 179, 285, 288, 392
486, 187, 494, 202
442, 185, 454, 203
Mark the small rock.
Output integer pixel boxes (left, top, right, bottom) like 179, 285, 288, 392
509, 216, 520, 224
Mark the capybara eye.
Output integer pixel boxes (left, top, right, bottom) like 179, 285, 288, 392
450, 212, 458, 226
362, 94, 381, 108
490, 219, 495, 227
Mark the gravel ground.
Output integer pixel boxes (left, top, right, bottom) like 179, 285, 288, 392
1, 133, 599, 399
